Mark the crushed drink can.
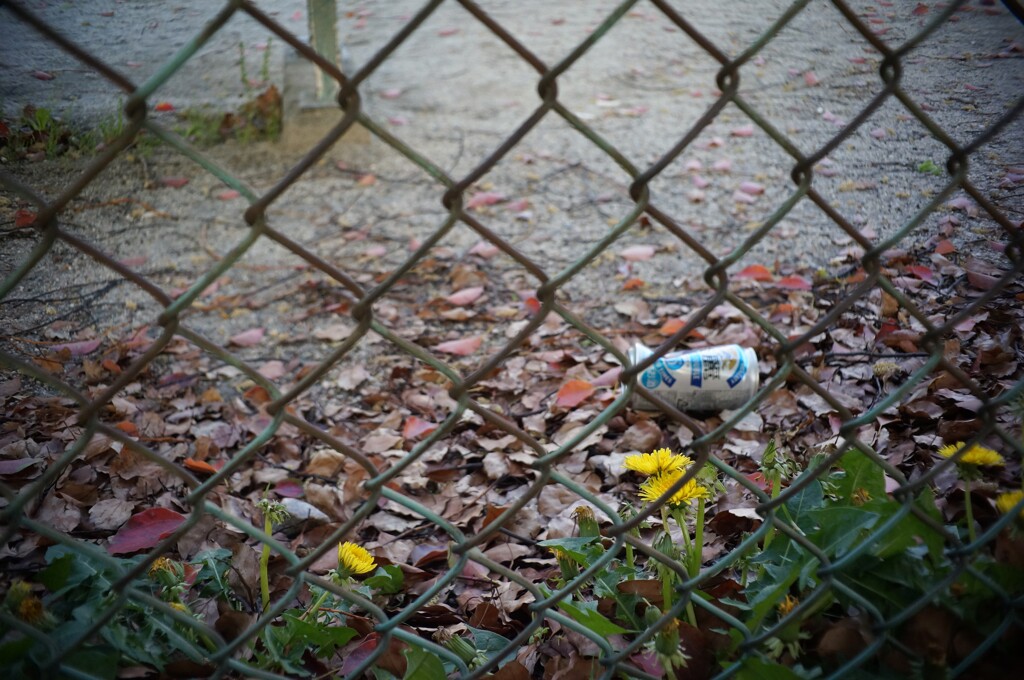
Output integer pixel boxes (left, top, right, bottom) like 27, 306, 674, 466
627, 344, 759, 412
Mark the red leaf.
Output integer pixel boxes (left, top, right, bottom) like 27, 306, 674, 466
154, 101, 175, 112
446, 286, 484, 306
555, 379, 596, 408
159, 176, 189, 189
735, 264, 774, 282
912, 2, 929, 15
229, 327, 265, 347
620, 244, 655, 261
659, 318, 686, 336
523, 296, 541, 315
435, 336, 482, 356
14, 209, 37, 228
775, 275, 813, 291
217, 189, 241, 200
906, 265, 935, 282
30, 70, 55, 81
108, 508, 187, 554
183, 458, 219, 476
622, 278, 645, 290
403, 416, 437, 440
803, 70, 820, 87
934, 239, 956, 255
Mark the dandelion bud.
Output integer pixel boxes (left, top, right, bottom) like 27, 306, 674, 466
572, 505, 601, 537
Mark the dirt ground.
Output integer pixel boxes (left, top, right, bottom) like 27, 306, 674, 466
2, 0, 1022, 349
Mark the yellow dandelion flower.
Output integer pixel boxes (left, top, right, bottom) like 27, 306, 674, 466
938, 442, 1005, 467
624, 448, 692, 476
169, 602, 190, 614
778, 594, 798, 617
17, 596, 46, 625
337, 541, 377, 577
638, 469, 707, 507
996, 490, 1024, 519
148, 557, 175, 578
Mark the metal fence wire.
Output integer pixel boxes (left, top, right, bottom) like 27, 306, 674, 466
2, 0, 1024, 678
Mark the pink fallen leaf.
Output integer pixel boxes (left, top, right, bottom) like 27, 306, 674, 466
159, 176, 189, 189
687, 189, 706, 203
946, 196, 978, 216
705, 136, 725, 148
0, 459, 38, 476
229, 327, 265, 347
692, 174, 710, 189
735, 264, 774, 282
964, 83, 983, 92
684, 159, 703, 172
290, 10, 303, 20
732, 190, 758, 204
403, 416, 437, 440
30, 70, 55, 81
849, 56, 868, 64
387, 115, 409, 126
435, 336, 482, 356
731, 125, 755, 137
438, 27, 460, 36
51, 339, 102, 356
275, 480, 304, 498
506, 198, 531, 212
380, 88, 403, 99
357, 173, 377, 187
738, 181, 764, 196
108, 507, 187, 554
912, 2, 929, 15
712, 158, 732, 172
803, 71, 820, 87
592, 366, 622, 387
466, 191, 507, 210
468, 241, 500, 258
364, 244, 387, 258
775, 275, 813, 291
555, 379, 596, 408
118, 256, 147, 267
446, 286, 484, 306
217, 189, 241, 200
621, 244, 656, 261
258, 360, 286, 380
870, 127, 886, 139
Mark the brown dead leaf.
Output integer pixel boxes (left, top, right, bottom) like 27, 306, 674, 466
89, 498, 135, 530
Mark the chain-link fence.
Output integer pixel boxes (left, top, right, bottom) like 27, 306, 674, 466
2, 0, 1023, 678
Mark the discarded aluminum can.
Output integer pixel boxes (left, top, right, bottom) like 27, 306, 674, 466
627, 344, 759, 412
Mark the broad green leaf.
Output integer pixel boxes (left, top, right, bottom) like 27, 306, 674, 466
805, 507, 880, 557
403, 645, 446, 680
834, 450, 885, 501
783, 479, 824, 528
557, 597, 629, 636
364, 564, 404, 595
535, 536, 601, 565
61, 647, 120, 680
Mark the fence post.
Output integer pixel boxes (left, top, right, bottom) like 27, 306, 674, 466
307, 0, 340, 103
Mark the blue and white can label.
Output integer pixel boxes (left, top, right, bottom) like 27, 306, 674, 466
627, 344, 760, 412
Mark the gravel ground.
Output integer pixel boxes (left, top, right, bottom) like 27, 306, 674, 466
1, 0, 1022, 360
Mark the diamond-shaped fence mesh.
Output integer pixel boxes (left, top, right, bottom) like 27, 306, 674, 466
1, 0, 1023, 678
